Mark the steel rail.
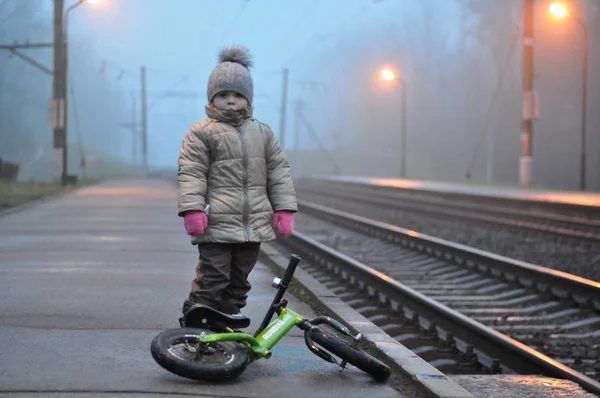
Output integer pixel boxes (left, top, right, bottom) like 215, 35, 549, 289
298, 184, 600, 242
296, 199, 600, 310
281, 230, 600, 395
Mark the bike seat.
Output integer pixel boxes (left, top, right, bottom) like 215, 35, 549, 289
184, 304, 251, 330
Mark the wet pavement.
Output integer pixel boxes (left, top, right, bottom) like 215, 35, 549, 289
2, 178, 595, 398
0, 179, 420, 397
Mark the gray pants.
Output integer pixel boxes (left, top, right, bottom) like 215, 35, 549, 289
182, 242, 261, 315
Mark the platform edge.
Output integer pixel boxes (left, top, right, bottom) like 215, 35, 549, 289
259, 242, 475, 398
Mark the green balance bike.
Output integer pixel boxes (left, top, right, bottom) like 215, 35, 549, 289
150, 254, 391, 382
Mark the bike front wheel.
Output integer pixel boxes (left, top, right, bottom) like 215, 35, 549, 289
309, 328, 391, 381
150, 327, 249, 382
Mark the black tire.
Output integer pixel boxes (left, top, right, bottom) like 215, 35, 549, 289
150, 327, 249, 382
309, 328, 391, 381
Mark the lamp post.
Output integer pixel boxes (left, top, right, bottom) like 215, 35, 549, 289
380, 68, 408, 179
549, 2, 589, 191
55, 0, 97, 185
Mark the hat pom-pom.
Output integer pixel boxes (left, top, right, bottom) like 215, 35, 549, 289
218, 46, 253, 68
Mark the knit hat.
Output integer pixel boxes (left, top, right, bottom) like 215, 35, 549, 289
207, 46, 254, 106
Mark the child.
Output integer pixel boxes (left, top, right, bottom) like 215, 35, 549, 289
177, 45, 297, 324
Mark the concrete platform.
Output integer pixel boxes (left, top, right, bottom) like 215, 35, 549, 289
0, 179, 426, 398
311, 175, 600, 208
2, 179, 595, 398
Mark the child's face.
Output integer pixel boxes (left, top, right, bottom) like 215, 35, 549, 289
212, 91, 249, 111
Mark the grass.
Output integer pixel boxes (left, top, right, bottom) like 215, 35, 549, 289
0, 180, 75, 210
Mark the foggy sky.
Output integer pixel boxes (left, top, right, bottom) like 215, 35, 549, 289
1, 0, 599, 190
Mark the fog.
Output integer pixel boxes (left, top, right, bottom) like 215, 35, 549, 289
1, 0, 598, 190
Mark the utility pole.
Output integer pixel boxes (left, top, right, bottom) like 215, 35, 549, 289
278, 68, 289, 149
579, 20, 588, 191
2, 0, 97, 185
520, 0, 537, 187
53, 0, 68, 185
140, 65, 148, 173
132, 96, 137, 164
293, 99, 303, 177
400, 82, 407, 179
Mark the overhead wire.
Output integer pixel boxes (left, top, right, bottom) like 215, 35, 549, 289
99, 59, 138, 81
98, 56, 191, 111
147, 74, 189, 111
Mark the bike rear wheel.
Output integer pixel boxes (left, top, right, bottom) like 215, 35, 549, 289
309, 328, 391, 381
151, 327, 249, 382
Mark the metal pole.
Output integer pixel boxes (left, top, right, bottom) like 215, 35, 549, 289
53, 0, 68, 185
486, 128, 494, 183
294, 99, 302, 177
279, 68, 289, 149
578, 19, 588, 191
141, 65, 148, 173
400, 81, 407, 179
58, 0, 83, 185
132, 95, 137, 164
520, 0, 535, 186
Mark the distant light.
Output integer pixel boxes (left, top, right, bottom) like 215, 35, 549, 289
380, 69, 395, 81
549, 3, 568, 19
86, 0, 100, 4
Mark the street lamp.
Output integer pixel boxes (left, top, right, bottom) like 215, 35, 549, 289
549, 1, 589, 191
379, 67, 408, 179
65, 0, 99, 65
549, 2, 568, 18
380, 69, 396, 81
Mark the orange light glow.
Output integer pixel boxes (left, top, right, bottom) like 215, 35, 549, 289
370, 178, 420, 189
527, 193, 600, 207
549, 2, 568, 18
380, 69, 396, 81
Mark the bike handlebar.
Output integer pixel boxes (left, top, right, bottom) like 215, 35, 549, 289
282, 254, 301, 286
254, 253, 302, 337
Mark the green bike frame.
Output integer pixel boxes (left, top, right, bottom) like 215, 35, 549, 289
196, 307, 305, 361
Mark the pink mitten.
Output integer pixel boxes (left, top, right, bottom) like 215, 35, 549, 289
184, 210, 208, 235
272, 211, 294, 238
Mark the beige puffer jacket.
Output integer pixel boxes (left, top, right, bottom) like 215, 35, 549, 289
178, 106, 297, 243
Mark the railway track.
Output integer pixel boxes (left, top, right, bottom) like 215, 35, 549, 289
296, 181, 600, 283
271, 200, 600, 395
297, 179, 600, 242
